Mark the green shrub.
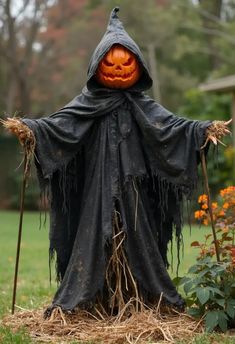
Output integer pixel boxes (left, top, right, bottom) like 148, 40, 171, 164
180, 256, 235, 332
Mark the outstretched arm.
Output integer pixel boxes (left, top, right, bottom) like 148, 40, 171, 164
135, 95, 232, 150
1, 113, 94, 179
133, 95, 232, 187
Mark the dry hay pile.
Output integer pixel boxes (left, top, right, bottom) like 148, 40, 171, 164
2, 302, 204, 344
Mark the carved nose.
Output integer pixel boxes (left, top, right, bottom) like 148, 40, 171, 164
116, 65, 122, 70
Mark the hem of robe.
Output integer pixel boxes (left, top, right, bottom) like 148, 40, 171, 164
45, 204, 185, 318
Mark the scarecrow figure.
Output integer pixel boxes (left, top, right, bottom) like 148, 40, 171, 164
3, 8, 231, 316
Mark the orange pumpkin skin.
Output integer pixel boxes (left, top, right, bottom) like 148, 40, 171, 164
96, 44, 141, 89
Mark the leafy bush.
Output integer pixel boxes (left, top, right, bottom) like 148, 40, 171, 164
179, 186, 235, 332
180, 256, 235, 332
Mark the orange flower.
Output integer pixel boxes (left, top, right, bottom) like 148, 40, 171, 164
220, 186, 235, 198
223, 202, 229, 209
212, 202, 218, 209
220, 189, 226, 197
194, 210, 206, 219
203, 219, 209, 226
200, 210, 206, 217
198, 194, 208, 204
202, 203, 208, 210
218, 210, 225, 217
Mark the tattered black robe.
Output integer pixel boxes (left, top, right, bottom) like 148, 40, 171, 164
23, 7, 211, 311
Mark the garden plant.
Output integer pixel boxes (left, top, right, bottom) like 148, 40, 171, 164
180, 186, 235, 332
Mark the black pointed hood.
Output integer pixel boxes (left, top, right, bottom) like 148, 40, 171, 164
87, 7, 153, 92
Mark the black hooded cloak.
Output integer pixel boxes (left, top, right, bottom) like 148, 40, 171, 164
22, 7, 211, 312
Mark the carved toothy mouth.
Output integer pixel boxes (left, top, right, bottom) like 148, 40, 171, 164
100, 68, 137, 81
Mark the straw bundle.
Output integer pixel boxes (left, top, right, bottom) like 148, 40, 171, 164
0, 117, 35, 176
2, 305, 204, 344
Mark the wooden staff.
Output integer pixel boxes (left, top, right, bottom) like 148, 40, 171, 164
0, 118, 35, 314
12, 152, 28, 314
200, 149, 220, 262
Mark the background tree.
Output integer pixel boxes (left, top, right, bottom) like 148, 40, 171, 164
0, 0, 51, 114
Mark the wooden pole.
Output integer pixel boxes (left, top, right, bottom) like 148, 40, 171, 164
12, 154, 27, 314
201, 150, 220, 262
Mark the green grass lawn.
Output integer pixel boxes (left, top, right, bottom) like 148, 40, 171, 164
0, 211, 57, 318
0, 211, 234, 344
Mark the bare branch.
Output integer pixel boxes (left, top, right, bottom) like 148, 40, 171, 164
180, 24, 235, 45
15, 0, 31, 19
198, 7, 226, 26
23, 1, 42, 63
5, 0, 17, 57
191, 46, 235, 66
176, 2, 227, 27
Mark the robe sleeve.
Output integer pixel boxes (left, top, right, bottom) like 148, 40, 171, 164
134, 95, 212, 187
22, 112, 93, 179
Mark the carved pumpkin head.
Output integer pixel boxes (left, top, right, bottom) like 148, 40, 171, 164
96, 44, 141, 89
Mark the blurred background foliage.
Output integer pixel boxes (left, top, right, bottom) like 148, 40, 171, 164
0, 0, 234, 209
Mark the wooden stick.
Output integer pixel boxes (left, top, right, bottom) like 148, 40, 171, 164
200, 149, 220, 262
12, 153, 27, 314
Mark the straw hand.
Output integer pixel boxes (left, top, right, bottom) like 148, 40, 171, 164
201, 119, 232, 149
0, 117, 34, 147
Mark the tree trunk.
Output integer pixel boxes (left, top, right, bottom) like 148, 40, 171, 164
199, 0, 222, 18
18, 76, 31, 114
199, 0, 223, 69
6, 76, 17, 115
147, 43, 161, 102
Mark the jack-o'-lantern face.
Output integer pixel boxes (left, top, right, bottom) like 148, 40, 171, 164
96, 44, 141, 89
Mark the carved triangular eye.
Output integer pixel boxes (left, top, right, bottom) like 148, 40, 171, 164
123, 57, 133, 66
103, 59, 114, 67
